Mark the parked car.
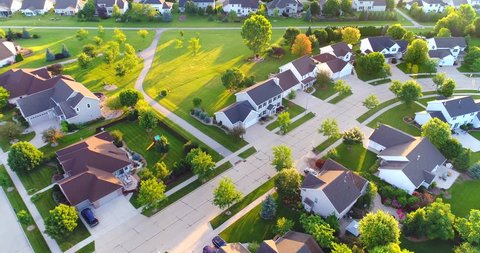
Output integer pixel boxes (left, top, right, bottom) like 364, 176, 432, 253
81, 208, 99, 227
304, 167, 318, 176
212, 236, 227, 248
203, 245, 217, 253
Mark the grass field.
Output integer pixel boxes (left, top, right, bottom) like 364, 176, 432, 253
143, 30, 297, 151
400, 236, 454, 253
238, 146, 257, 159
366, 103, 423, 136
312, 82, 337, 100
314, 136, 340, 153
0, 131, 35, 152
2, 28, 155, 72
33, 188, 91, 251
0, 165, 51, 253
266, 100, 305, 131
397, 62, 437, 74
17, 164, 58, 194
331, 143, 377, 171
445, 180, 480, 217
356, 98, 400, 123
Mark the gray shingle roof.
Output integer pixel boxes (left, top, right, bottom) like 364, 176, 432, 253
275, 69, 300, 91
325, 58, 348, 73
244, 79, 283, 105
179, 0, 214, 7
223, 0, 259, 8
424, 0, 446, 4
267, 0, 301, 9
16, 89, 54, 117
366, 36, 396, 52
219, 100, 254, 125
330, 42, 352, 57
433, 37, 467, 49
395, 39, 408, 53
21, 0, 46, 9
0, 41, 15, 61
429, 49, 452, 59
369, 124, 416, 148
55, 0, 79, 9
373, 0, 386, 6
290, 55, 316, 76
428, 111, 447, 122
312, 53, 337, 63
440, 96, 479, 117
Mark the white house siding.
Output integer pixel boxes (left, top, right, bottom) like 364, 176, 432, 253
55, 7, 77, 15
68, 98, 102, 124
378, 155, 409, 162
196, 2, 215, 9
367, 140, 386, 153
223, 4, 257, 16
235, 93, 259, 111
93, 188, 123, 208
280, 83, 302, 98
378, 169, 417, 194
423, 101, 478, 129
414, 111, 433, 126
422, 2, 444, 12
11, 0, 22, 12
0, 55, 15, 67
214, 112, 235, 129
301, 188, 340, 218
436, 54, 456, 66
472, 116, 480, 128
214, 110, 259, 129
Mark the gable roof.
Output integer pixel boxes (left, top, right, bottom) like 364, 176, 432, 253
267, 0, 301, 9
219, 100, 255, 125
290, 55, 316, 76
275, 69, 300, 91
97, 0, 125, 8
55, 0, 80, 9
21, 0, 46, 9
372, 0, 386, 5
369, 124, 416, 148
273, 231, 324, 253
223, 0, 259, 8
178, 0, 214, 7
429, 49, 453, 59
324, 58, 349, 73
330, 42, 352, 57
432, 37, 467, 48
218, 243, 250, 253
0, 68, 55, 98
57, 132, 131, 205
0, 41, 16, 61
365, 36, 397, 52
438, 96, 479, 117
312, 53, 337, 63
302, 159, 368, 214
242, 78, 283, 105
395, 39, 408, 53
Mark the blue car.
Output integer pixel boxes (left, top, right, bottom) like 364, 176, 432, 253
81, 208, 99, 227
212, 236, 226, 248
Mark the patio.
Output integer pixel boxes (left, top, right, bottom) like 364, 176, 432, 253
433, 164, 460, 190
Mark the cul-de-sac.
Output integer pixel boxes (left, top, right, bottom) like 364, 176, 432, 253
0, 0, 479, 252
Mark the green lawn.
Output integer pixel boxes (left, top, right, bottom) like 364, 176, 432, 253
314, 136, 340, 153
312, 82, 337, 100
143, 30, 299, 151
76, 241, 95, 253
284, 112, 315, 133
0, 165, 51, 253
400, 236, 454, 253
238, 147, 257, 159
32, 188, 91, 251
0, 131, 35, 152
331, 143, 377, 171
397, 62, 437, 74
2, 28, 155, 73
266, 100, 306, 131
355, 65, 389, 82
470, 131, 480, 141
366, 103, 423, 136
356, 98, 400, 123
369, 78, 391, 86
445, 180, 480, 217
219, 194, 303, 243
210, 175, 276, 229
328, 92, 352, 104
0, 12, 412, 28
17, 164, 58, 194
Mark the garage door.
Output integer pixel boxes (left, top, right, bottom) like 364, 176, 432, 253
27, 111, 50, 125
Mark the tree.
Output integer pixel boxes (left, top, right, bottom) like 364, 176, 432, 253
402, 208, 427, 237
110, 130, 123, 147
402, 31, 416, 43
283, 27, 301, 46
155, 135, 170, 154
371, 243, 412, 253
274, 168, 301, 203
0, 86, 9, 110
241, 15, 272, 56
310, 1, 321, 16
45, 204, 78, 239
440, 138, 463, 160
387, 24, 407, 40
304, 9, 312, 22
314, 29, 329, 45
363, 94, 380, 109
137, 178, 166, 209
386, 0, 395, 10
76, 29, 88, 41
437, 27, 452, 37
16, 210, 32, 226
341, 0, 352, 14
277, 112, 291, 134
153, 161, 170, 181
421, 118, 451, 148
162, 12, 173, 22
275, 217, 294, 235
0, 122, 22, 141
213, 177, 242, 214
389, 80, 422, 106
469, 162, 480, 179
356, 52, 388, 75
323, 0, 341, 16
112, 4, 121, 18
119, 89, 141, 108
190, 149, 215, 181
404, 39, 430, 65
92, 36, 103, 46
78, 0, 96, 20
359, 211, 400, 249
113, 29, 126, 44
342, 27, 361, 44
138, 109, 158, 131
455, 209, 480, 245
454, 148, 471, 172
221, 68, 246, 91
77, 53, 92, 69
61, 44, 70, 58
137, 29, 149, 40
318, 118, 340, 139
192, 97, 202, 108
333, 80, 351, 95
260, 194, 276, 220
342, 127, 364, 145
437, 78, 456, 97
425, 199, 455, 240
97, 25, 105, 37
8, 142, 44, 173
271, 145, 293, 171
82, 44, 97, 58
115, 61, 127, 77
455, 243, 480, 253
188, 37, 201, 56
229, 126, 246, 139
104, 41, 120, 64
45, 48, 55, 62
432, 72, 446, 87
42, 127, 64, 146
300, 214, 336, 248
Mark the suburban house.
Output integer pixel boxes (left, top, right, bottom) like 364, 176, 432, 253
20, 0, 54, 16
178, 0, 215, 12
0, 40, 20, 67
427, 37, 467, 66
0, 0, 22, 16
16, 75, 102, 125
405, 0, 446, 13
360, 36, 408, 62
138, 0, 173, 14
279, 55, 317, 88
222, 0, 259, 17
214, 78, 283, 129
319, 42, 354, 62
266, 0, 303, 16
56, 132, 134, 210
301, 159, 368, 218
54, 0, 85, 15
352, 0, 387, 11
0, 68, 54, 103
368, 124, 447, 194
96, 0, 128, 16
415, 96, 480, 129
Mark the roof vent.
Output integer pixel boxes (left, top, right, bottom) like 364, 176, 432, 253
417, 155, 421, 161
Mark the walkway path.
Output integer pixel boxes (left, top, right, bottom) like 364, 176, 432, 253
395, 8, 422, 28
134, 29, 234, 158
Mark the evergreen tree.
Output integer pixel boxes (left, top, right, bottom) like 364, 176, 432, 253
260, 195, 276, 220
61, 44, 71, 58
46, 48, 55, 62
22, 28, 31, 39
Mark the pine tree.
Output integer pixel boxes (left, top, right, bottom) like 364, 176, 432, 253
306, 26, 313, 36
260, 195, 276, 220
61, 44, 71, 58
22, 28, 30, 39
46, 48, 55, 62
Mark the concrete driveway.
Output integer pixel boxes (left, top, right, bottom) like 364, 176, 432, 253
453, 133, 480, 152
0, 189, 33, 253
27, 118, 59, 148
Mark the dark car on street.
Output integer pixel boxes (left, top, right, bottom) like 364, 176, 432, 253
212, 236, 227, 248
81, 208, 99, 227
203, 245, 217, 253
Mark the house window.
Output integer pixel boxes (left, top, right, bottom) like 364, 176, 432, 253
452, 117, 456, 120
87, 103, 90, 108
453, 49, 458, 52
269, 98, 273, 103
76, 108, 79, 112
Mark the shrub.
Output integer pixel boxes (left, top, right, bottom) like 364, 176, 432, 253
15, 53, 23, 62
47, 64, 63, 75
17, 210, 32, 225
160, 89, 168, 97
342, 127, 364, 145
287, 90, 296, 100
469, 162, 480, 179
268, 44, 286, 58
183, 141, 199, 154
327, 148, 338, 159
127, 109, 139, 121
110, 130, 123, 147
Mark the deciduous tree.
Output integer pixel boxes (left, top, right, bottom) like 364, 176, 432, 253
300, 213, 336, 248
387, 24, 407, 39
137, 29, 149, 40
291, 34, 312, 56
8, 142, 44, 173
76, 29, 89, 41
77, 53, 92, 69
190, 149, 215, 181
138, 109, 158, 131
275, 168, 301, 203
45, 204, 78, 239
0, 122, 22, 141
241, 15, 272, 56
389, 80, 422, 106
275, 217, 294, 235
323, 0, 341, 17
437, 27, 452, 37
425, 199, 455, 240
137, 178, 166, 209
421, 118, 451, 148
404, 39, 429, 65
342, 27, 361, 44
277, 111, 291, 134
188, 37, 201, 55
0, 86, 9, 110
271, 145, 293, 171
455, 209, 480, 245
283, 27, 301, 46
359, 211, 400, 249
213, 177, 242, 214
363, 94, 380, 109
318, 118, 340, 139
42, 127, 64, 146
104, 41, 120, 64
437, 78, 456, 97
119, 89, 141, 108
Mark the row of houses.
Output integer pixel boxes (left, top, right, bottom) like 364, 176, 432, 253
214, 42, 354, 130
405, 0, 480, 13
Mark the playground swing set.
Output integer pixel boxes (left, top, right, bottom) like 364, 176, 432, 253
146, 135, 161, 151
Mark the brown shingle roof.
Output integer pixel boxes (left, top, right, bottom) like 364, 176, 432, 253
0, 68, 54, 98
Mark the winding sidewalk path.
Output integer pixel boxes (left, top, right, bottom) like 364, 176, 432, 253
395, 8, 423, 28
134, 29, 233, 158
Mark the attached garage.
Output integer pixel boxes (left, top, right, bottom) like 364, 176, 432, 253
26, 111, 51, 125
214, 100, 259, 129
